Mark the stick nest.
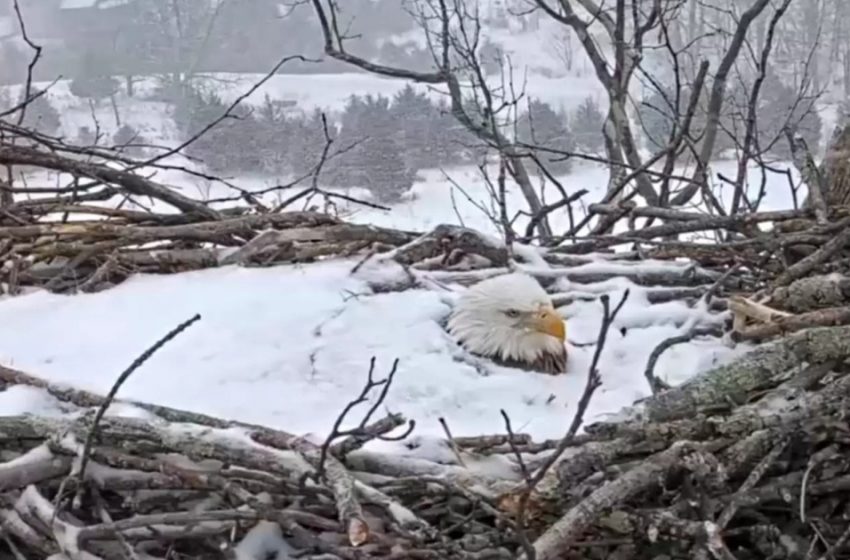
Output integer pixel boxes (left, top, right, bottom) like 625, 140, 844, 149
4, 143, 850, 559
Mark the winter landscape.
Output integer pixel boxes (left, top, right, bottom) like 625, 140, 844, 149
0, 0, 849, 559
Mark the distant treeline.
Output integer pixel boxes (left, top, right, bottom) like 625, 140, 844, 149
172, 84, 607, 203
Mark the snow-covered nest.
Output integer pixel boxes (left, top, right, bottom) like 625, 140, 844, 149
0, 254, 746, 449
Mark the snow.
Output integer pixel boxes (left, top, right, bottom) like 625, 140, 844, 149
233, 521, 295, 560
0, 256, 748, 445
0, 385, 71, 417
0, 443, 53, 469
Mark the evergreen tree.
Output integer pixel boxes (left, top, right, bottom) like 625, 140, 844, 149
253, 95, 299, 175
112, 124, 148, 157
429, 98, 474, 166
290, 109, 333, 178
516, 98, 574, 176
17, 89, 62, 137
390, 85, 441, 169
324, 92, 417, 200
174, 87, 263, 174
69, 50, 120, 102
359, 133, 415, 203
570, 96, 605, 153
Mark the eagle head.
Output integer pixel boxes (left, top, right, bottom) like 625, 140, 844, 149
446, 272, 568, 375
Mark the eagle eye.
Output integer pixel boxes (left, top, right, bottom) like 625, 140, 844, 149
504, 309, 521, 318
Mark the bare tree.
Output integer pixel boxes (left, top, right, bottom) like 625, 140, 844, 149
308, 0, 557, 242
304, 0, 808, 248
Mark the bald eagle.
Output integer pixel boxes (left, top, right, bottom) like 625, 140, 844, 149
446, 273, 568, 375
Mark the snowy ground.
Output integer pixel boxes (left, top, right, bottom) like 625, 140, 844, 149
0, 254, 748, 445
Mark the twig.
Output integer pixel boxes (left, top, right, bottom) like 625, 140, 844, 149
817, 522, 850, 560
774, 225, 850, 287
73, 314, 202, 486
316, 357, 404, 481
91, 488, 138, 560
735, 305, 850, 342
330, 413, 410, 456
500, 409, 535, 559
644, 327, 723, 394
716, 439, 788, 528
508, 290, 630, 560
438, 417, 467, 468
534, 290, 629, 485
526, 442, 702, 560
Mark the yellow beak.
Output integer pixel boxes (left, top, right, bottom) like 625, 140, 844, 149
531, 306, 566, 342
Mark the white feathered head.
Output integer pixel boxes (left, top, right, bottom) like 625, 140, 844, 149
446, 273, 567, 375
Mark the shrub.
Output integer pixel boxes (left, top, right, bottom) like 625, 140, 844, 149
112, 124, 148, 157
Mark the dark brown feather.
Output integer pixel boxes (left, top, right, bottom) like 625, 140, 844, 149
489, 346, 568, 375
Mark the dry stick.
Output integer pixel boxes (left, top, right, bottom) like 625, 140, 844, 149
641, 260, 744, 393
702, 262, 745, 305
500, 410, 535, 560
554, 209, 807, 254
90, 488, 138, 560
785, 129, 829, 224
0, 144, 218, 219
330, 413, 408, 456
530, 290, 630, 486
644, 327, 724, 394
510, 290, 630, 560
10, 0, 43, 129
736, 305, 850, 342
74, 314, 202, 485
316, 357, 405, 482
0, 532, 28, 560
528, 442, 703, 560
716, 438, 788, 529
774, 225, 850, 287
77, 510, 263, 543
499, 413, 533, 486
0, 364, 409, 471
817, 522, 850, 560
438, 417, 467, 468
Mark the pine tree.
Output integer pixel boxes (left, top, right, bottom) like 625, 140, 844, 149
69, 50, 119, 102
290, 109, 333, 178
112, 124, 148, 157
571, 96, 605, 153
359, 133, 415, 203
390, 85, 441, 168
429, 98, 472, 166
18, 89, 61, 136
516, 98, 574, 176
